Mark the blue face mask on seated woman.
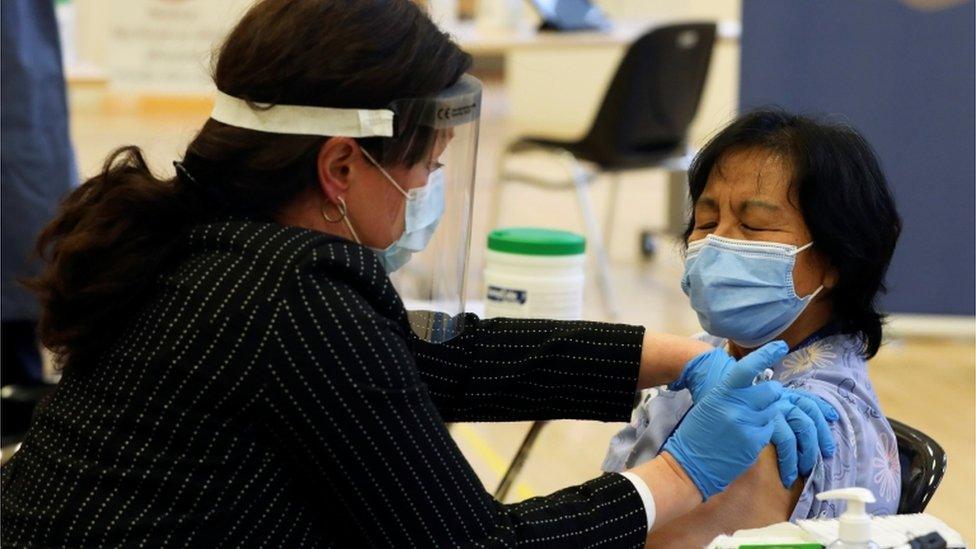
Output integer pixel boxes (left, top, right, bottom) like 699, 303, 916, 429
360, 148, 446, 273
681, 235, 824, 348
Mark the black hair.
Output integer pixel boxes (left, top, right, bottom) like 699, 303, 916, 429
684, 108, 901, 358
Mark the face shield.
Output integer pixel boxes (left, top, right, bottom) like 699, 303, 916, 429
209, 75, 482, 343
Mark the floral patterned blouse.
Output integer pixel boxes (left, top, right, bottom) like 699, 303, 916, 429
601, 331, 901, 520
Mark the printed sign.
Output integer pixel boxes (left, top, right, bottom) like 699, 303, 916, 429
106, 0, 252, 95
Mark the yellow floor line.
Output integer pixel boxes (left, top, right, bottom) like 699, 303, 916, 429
451, 423, 536, 501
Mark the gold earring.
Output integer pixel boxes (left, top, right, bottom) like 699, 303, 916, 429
321, 197, 347, 223
323, 197, 361, 243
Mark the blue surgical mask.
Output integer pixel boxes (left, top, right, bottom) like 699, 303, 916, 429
360, 149, 445, 273
681, 235, 824, 348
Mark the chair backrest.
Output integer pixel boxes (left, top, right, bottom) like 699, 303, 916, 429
581, 23, 716, 162
888, 417, 947, 514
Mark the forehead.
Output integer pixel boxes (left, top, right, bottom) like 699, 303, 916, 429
703, 147, 795, 202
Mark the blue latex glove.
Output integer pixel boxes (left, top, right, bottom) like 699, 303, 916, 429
669, 346, 745, 401
772, 389, 838, 481
670, 344, 839, 478
663, 341, 792, 499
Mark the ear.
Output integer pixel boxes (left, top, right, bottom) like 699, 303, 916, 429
316, 137, 359, 204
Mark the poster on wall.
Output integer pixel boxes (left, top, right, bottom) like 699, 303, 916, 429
106, 0, 252, 95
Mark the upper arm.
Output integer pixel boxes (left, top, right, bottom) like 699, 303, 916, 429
644, 446, 803, 548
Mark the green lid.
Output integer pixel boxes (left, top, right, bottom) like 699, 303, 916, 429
488, 227, 586, 256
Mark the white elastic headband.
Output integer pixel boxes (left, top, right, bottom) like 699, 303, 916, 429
210, 90, 395, 138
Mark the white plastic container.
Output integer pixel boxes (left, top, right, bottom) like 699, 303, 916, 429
484, 227, 586, 320
818, 488, 880, 549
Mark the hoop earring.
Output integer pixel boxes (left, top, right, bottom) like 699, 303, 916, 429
322, 197, 361, 244
321, 198, 347, 223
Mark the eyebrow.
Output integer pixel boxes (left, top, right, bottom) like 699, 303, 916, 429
695, 197, 719, 210
739, 199, 782, 213
694, 196, 784, 214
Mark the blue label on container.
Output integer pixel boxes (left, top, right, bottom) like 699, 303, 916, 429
487, 285, 527, 304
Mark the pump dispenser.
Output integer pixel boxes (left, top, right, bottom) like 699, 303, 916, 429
817, 488, 879, 549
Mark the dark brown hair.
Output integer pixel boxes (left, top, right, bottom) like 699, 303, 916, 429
28, 0, 471, 372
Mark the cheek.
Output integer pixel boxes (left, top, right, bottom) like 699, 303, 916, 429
791, 253, 825, 296
359, 178, 405, 235
402, 167, 429, 191
382, 185, 406, 225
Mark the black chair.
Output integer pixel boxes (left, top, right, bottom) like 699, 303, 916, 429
889, 417, 947, 514
489, 22, 717, 317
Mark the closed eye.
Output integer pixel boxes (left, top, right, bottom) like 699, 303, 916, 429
695, 222, 718, 230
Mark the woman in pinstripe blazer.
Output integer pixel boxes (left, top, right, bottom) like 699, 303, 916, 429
1, 1, 836, 547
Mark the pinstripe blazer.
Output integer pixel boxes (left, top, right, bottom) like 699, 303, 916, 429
1, 219, 649, 548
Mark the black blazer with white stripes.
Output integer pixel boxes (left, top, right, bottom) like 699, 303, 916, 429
2, 219, 649, 548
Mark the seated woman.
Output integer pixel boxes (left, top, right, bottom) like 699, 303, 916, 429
603, 109, 902, 546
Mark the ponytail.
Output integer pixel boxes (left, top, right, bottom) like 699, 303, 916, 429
27, 146, 210, 371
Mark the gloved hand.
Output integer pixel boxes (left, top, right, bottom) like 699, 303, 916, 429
662, 341, 833, 499
670, 344, 839, 479
771, 389, 838, 483
669, 346, 744, 401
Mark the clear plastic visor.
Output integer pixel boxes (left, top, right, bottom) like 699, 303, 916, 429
382, 76, 481, 343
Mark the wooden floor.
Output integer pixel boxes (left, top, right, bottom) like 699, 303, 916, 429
66, 80, 975, 544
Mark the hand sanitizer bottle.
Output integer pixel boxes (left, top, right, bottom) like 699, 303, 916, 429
817, 488, 880, 549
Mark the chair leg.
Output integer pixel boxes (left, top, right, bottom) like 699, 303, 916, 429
560, 152, 620, 319
494, 420, 547, 502
603, 173, 620, 252
488, 144, 515, 231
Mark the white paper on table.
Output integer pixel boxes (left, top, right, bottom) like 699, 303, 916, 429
709, 513, 966, 549
797, 513, 966, 548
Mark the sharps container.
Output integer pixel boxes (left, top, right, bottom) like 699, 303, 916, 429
484, 227, 586, 320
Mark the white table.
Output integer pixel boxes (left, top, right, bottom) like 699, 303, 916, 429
447, 19, 741, 56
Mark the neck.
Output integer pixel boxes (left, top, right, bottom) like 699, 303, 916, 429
275, 192, 358, 243
728, 298, 833, 359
